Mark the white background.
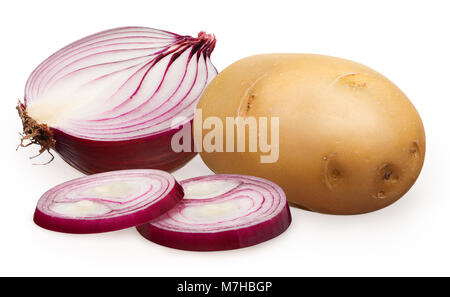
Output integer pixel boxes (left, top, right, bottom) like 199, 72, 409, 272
1, 0, 449, 276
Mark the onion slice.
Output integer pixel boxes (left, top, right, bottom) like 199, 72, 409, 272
136, 174, 291, 251
18, 27, 217, 173
34, 169, 183, 234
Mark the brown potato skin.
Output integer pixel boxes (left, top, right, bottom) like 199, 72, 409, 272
196, 54, 425, 214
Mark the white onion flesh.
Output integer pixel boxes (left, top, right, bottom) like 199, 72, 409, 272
158, 176, 285, 232
24, 27, 217, 141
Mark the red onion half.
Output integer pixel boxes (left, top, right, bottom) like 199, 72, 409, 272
34, 169, 183, 234
137, 174, 291, 251
18, 27, 217, 173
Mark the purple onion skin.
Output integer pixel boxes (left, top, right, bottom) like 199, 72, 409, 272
34, 182, 184, 234
136, 204, 291, 252
51, 122, 196, 174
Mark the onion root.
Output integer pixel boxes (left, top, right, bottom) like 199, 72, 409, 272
16, 101, 55, 164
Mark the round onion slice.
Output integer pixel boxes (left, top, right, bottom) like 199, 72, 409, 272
18, 27, 217, 173
136, 174, 291, 251
34, 169, 183, 234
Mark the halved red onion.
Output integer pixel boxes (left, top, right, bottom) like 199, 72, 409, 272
34, 169, 183, 234
18, 27, 217, 173
137, 174, 291, 251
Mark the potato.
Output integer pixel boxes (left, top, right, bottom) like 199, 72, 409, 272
195, 54, 425, 214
